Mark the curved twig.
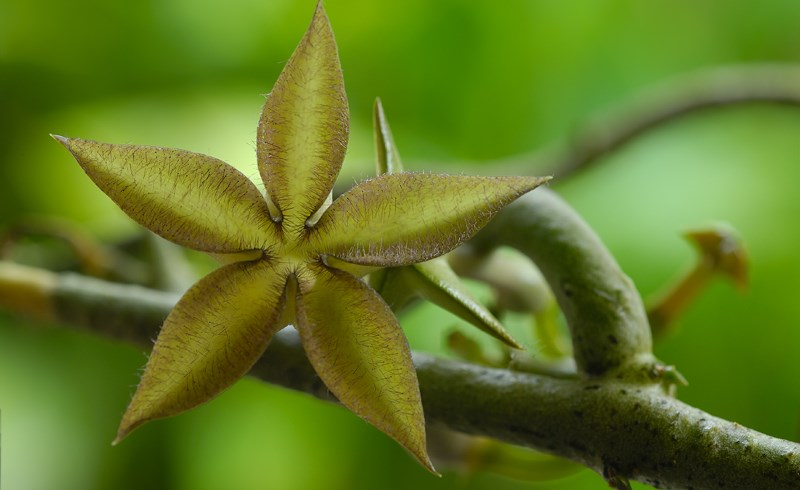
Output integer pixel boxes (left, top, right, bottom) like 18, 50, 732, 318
468, 188, 654, 376
492, 64, 800, 180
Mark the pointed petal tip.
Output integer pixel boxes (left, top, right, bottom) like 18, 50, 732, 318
516, 174, 553, 195
501, 175, 552, 196
422, 459, 442, 478
50, 134, 69, 145
419, 453, 439, 476
530, 175, 553, 188
112, 419, 136, 446
397, 429, 438, 475
480, 324, 524, 350
478, 320, 527, 351
113, 404, 155, 446
317, 0, 334, 26
506, 336, 525, 350
479, 323, 524, 350
312, 0, 329, 26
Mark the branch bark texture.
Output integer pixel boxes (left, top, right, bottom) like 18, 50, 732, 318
30, 272, 798, 489
470, 188, 653, 376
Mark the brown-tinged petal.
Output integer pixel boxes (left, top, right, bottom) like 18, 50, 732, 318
52, 136, 278, 254
114, 259, 288, 443
313, 173, 549, 267
256, 2, 348, 233
294, 267, 434, 472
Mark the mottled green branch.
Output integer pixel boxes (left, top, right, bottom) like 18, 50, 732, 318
56, 271, 180, 344
416, 357, 800, 490
469, 188, 653, 376
3, 263, 798, 489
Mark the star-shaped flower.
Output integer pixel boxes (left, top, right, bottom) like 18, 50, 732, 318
52, 2, 546, 470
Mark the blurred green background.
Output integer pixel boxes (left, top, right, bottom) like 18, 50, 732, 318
2, 1, 800, 489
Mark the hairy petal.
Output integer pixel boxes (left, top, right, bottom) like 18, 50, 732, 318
313, 173, 549, 266
53, 136, 278, 253
371, 101, 520, 347
411, 258, 522, 349
373, 98, 404, 175
256, 2, 348, 233
114, 259, 288, 442
294, 268, 434, 472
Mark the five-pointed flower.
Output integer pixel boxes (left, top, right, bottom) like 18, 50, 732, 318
52, 2, 547, 471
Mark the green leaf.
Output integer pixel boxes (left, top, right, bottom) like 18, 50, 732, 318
374, 98, 404, 175
294, 267, 434, 473
313, 173, 549, 266
52, 136, 278, 254
114, 259, 288, 442
256, 1, 348, 234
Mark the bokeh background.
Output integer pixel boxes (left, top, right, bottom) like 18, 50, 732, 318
2, 1, 800, 489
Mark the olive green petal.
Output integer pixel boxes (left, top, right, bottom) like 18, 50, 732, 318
411, 258, 522, 349
313, 173, 549, 267
294, 267, 435, 472
369, 258, 520, 348
371, 100, 519, 346
114, 259, 288, 443
368, 267, 418, 312
53, 136, 278, 254
256, 2, 348, 233
373, 98, 404, 175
